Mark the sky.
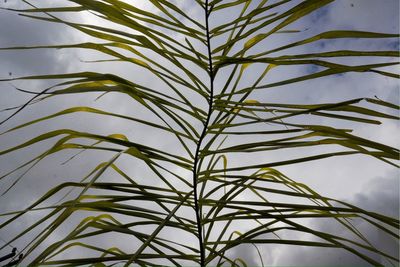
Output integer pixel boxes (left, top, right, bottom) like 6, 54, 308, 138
0, 0, 399, 266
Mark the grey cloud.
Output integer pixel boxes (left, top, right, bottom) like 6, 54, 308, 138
0, 3, 77, 77
0, 2, 196, 263
352, 171, 399, 218
272, 171, 399, 266
228, 243, 266, 267
0, 4, 105, 262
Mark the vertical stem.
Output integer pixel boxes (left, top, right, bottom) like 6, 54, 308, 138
192, 1, 214, 266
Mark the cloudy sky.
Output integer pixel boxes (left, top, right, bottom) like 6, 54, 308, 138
0, 0, 399, 266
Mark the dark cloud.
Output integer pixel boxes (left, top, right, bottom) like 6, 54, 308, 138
272, 171, 399, 266
227, 243, 267, 267
352, 172, 399, 218
203, 172, 399, 266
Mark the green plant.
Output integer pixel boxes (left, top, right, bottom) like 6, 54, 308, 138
0, 0, 398, 266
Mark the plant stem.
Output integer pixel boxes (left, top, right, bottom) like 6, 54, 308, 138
192, 1, 214, 266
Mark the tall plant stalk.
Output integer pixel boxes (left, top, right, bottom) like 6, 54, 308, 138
192, 1, 216, 265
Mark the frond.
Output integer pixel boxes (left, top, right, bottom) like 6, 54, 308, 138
0, 0, 398, 266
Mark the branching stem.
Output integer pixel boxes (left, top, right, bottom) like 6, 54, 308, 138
192, 1, 214, 266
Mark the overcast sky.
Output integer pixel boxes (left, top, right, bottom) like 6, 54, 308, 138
0, 0, 399, 266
